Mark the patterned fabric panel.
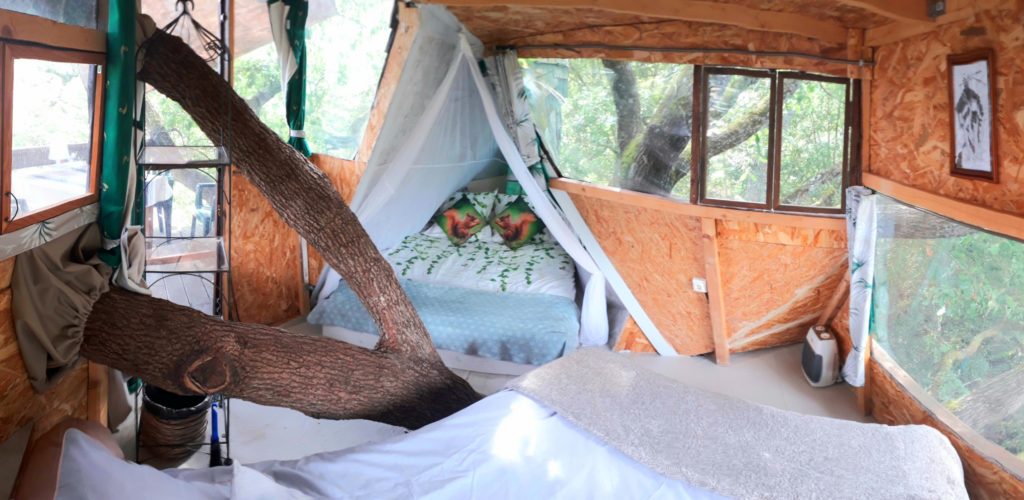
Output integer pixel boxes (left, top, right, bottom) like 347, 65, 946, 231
308, 279, 580, 366
385, 233, 575, 299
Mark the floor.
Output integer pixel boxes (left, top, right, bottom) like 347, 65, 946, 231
116, 319, 870, 468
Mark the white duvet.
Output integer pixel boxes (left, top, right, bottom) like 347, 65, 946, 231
384, 231, 577, 300
56, 392, 721, 499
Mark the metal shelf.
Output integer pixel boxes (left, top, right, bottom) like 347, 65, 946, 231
138, 145, 230, 170
145, 237, 228, 274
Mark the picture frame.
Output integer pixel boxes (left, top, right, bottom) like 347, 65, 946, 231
947, 49, 998, 183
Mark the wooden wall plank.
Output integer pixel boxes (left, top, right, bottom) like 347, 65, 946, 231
700, 218, 730, 365
425, 0, 850, 44
552, 179, 846, 231
864, 173, 1024, 242
87, 362, 107, 425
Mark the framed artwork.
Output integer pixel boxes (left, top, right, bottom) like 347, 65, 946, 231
948, 50, 998, 182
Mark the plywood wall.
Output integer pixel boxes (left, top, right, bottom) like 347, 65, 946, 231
229, 173, 304, 325
563, 183, 848, 357
869, 4, 1024, 215
718, 222, 848, 353
0, 258, 88, 444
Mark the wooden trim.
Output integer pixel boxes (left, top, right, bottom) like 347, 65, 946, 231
862, 172, 1024, 242
0, 9, 106, 53
947, 49, 998, 183
700, 217, 729, 365
1, 45, 105, 234
817, 273, 850, 325
87, 361, 108, 425
421, 0, 849, 44
356, 3, 419, 162
550, 178, 847, 231
835, 0, 931, 23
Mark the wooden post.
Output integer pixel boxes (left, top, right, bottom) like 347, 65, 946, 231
700, 217, 730, 365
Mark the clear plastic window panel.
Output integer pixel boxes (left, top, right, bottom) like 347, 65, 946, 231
873, 194, 1024, 459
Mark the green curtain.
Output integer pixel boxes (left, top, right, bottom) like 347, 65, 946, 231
268, 0, 311, 156
98, 0, 140, 267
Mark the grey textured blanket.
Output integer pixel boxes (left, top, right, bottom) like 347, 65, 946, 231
507, 349, 967, 500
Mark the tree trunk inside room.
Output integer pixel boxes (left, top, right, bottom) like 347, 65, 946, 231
81, 23, 481, 429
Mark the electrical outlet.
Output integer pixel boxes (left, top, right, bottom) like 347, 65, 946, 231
692, 278, 708, 293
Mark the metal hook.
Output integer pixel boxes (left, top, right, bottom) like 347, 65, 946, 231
7, 192, 18, 221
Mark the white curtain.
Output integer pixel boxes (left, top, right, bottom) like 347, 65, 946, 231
318, 34, 610, 346
842, 186, 877, 386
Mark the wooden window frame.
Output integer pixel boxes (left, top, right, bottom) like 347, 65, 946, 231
0, 44, 105, 233
696, 66, 856, 216
695, 66, 778, 211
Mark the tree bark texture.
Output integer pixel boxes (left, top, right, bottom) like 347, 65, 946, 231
82, 26, 481, 429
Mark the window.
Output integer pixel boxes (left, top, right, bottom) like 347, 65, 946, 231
0, 0, 98, 29
696, 69, 853, 213
521, 59, 695, 200
2, 45, 104, 232
234, 0, 393, 158
521, 58, 857, 214
873, 195, 1024, 461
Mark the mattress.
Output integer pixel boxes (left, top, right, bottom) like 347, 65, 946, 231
308, 278, 580, 365
384, 232, 576, 300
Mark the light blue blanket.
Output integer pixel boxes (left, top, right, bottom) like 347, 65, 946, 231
308, 279, 580, 365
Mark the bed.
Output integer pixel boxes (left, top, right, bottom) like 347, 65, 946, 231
50, 350, 968, 499
308, 229, 581, 368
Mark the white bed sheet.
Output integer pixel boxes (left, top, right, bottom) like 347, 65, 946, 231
384, 232, 576, 300
58, 392, 722, 499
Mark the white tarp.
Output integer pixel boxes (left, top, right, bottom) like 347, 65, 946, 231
317, 24, 610, 346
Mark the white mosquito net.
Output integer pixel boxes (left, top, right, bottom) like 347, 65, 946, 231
316, 14, 610, 346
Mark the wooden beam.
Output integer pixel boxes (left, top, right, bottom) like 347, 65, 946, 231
550, 178, 846, 231
423, 0, 849, 44
863, 0, 1004, 46
356, 3, 420, 162
862, 173, 1024, 242
700, 217, 730, 365
0, 9, 105, 53
836, 0, 930, 23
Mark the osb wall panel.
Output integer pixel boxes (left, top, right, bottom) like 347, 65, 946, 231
870, 357, 1024, 499
568, 193, 716, 355
706, 0, 892, 28
719, 226, 848, 353
230, 173, 303, 325
830, 297, 852, 359
613, 316, 657, 353
307, 155, 366, 286
508, 19, 857, 78
0, 258, 88, 444
870, 5, 1024, 215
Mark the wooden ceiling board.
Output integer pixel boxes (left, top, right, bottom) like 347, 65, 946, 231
706, 0, 896, 28
446, 5, 665, 45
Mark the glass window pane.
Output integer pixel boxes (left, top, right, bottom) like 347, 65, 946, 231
873, 195, 1024, 459
144, 169, 219, 238
521, 59, 695, 200
0, 0, 98, 29
11, 58, 97, 218
778, 78, 846, 209
703, 73, 771, 204
234, 0, 392, 159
